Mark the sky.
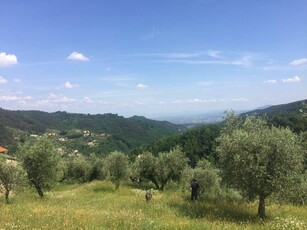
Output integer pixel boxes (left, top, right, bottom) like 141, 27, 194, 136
0, 0, 306, 118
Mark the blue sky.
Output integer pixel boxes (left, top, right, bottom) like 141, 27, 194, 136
0, 0, 306, 117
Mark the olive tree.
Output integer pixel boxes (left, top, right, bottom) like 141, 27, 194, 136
131, 147, 188, 190
105, 151, 129, 189
182, 159, 221, 198
130, 152, 159, 188
19, 136, 59, 198
0, 158, 26, 204
217, 114, 304, 219
155, 146, 188, 190
65, 155, 93, 183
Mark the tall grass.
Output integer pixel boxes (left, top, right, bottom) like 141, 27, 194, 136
0, 181, 306, 229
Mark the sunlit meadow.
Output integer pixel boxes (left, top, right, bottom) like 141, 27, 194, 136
1, 181, 306, 229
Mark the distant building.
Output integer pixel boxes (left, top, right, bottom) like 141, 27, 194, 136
0, 146, 8, 153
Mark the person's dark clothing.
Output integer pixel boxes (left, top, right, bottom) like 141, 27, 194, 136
190, 181, 200, 200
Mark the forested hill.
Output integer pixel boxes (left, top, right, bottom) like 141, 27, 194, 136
0, 109, 185, 152
136, 99, 307, 166
242, 99, 307, 133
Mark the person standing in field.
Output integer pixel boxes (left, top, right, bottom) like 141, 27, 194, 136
190, 179, 200, 201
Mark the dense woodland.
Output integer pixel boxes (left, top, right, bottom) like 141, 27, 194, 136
0, 109, 185, 154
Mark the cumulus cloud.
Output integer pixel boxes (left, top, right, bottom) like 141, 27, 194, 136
43, 93, 77, 103
64, 81, 79, 89
67, 52, 89, 61
289, 58, 307, 66
0, 76, 8, 84
0, 52, 18, 67
82, 96, 93, 103
136, 83, 148, 89
264, 79, 277, 84
282, 76, 301, 83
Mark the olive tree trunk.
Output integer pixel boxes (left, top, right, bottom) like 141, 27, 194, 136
258, 194, 266, 219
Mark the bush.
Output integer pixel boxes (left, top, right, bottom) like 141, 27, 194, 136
65, 155, 92, 183
181, 159, 222, 199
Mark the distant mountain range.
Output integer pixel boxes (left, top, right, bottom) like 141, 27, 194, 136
157, 100, 307, 128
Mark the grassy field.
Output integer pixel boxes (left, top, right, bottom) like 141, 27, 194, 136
0, 181, 306, 229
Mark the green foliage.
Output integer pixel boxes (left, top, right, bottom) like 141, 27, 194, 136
272, 171, 307, 205
242, 99, 307, 133
139, 124, 221, 166
130, 152, 159, 188
131, 147, 188, 190
0, 109, 184, 154
182, 159, 222, 198
18, 136, 59, 198
0, 124, 14, 146
66, 130, 83, 139
0, 158, 27, 204
217, 114, 304, 218
64, 155, 93, 183
155, 147, 189, 190
88, 154, 107, 181
105, 151, 129, 189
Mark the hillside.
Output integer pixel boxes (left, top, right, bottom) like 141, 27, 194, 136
135, 124, 221, 166
137, 99, 307, 165
242, 99, 307, 133
0, 109, 185, 154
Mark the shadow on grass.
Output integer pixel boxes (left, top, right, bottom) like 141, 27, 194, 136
92, 184, 115, 193
168, 197, 259, 223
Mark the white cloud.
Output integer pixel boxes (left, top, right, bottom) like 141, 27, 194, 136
0, 76, 8, 84
67, 52, 89, 61
0, 95, 32, 101
207, 50, 220, 58
134, 101, 144, 105
282, 76, 301, 83
46, 93, 77, 103
136, 83, 148, 89
188, 98, 208, 103
187, 98, 248, 103
172, 100, 182, 104
0, 52, 18, 67
82, 96, 93, 103
64, 81, 79, 89
264, 79, 277, 84
289, 58, 307, 66
99, 100, 109, 105
141, 51, 257, 67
